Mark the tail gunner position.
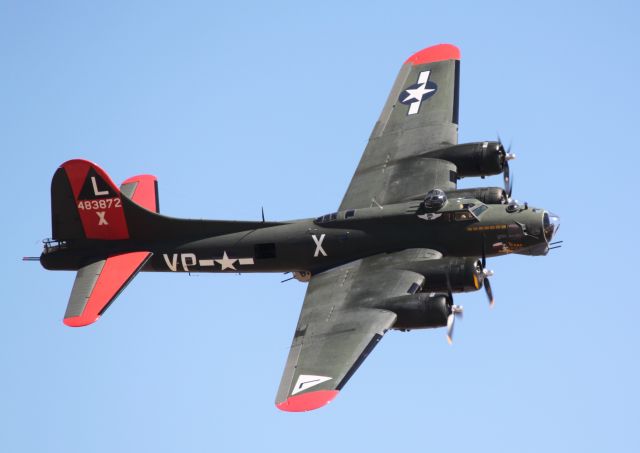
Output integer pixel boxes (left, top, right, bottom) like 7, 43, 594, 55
35, 44, 560, 412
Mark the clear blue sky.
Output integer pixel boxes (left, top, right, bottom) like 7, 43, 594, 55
2, 1, 639, 452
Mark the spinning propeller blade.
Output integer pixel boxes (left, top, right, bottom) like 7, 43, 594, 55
484, 277, 495, 308
446, 305, 463, 344
481, 238, 495, 307
498, 137, 516, 200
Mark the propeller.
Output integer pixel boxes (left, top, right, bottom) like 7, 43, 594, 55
497, 137, 516, 200
504, 159, 513, 200
484, 274, 494, 307
444, 273, 464, 344
480, 237, 495, 308
446, 304, 464, 344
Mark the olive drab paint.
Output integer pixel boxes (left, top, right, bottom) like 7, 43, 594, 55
38, 44, 559, 413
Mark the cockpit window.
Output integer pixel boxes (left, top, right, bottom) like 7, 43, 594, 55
454, 211, 474, 221
471, 204, 488, 218
315, 212, 339, 224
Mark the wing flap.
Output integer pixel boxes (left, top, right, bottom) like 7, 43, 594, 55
63, 251, 152, 326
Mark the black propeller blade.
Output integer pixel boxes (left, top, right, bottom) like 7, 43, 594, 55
481, 237, 495, 308
484, 277, 495, 307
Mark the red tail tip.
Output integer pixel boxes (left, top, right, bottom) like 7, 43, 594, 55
405, 44, 460, 65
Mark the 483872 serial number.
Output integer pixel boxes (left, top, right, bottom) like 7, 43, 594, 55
77, 198, 122, 210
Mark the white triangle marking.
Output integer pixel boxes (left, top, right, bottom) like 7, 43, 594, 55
292, 374, 332, 395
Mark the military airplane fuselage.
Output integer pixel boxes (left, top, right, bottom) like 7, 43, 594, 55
42, 197, 557, 278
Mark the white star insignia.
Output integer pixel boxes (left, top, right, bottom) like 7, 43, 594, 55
215, 251, 237, 270
403, 84, 435, 103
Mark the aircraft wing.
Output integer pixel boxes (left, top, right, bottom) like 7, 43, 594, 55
276, 250, 432, 411
339, 44, 461, 210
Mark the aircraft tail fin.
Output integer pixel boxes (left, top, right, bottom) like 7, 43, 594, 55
51, 159, 160, 241
50, 159, 284, 242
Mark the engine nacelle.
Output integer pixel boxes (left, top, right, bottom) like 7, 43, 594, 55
375, 293, 452, 330
427, 141, 505, 178
446, 187, 507, 204
409, 257, 483, 293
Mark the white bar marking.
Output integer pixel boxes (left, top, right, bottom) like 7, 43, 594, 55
417, 70, 430, 85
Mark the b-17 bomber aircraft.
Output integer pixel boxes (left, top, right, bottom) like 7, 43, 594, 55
37, 44, 560, 412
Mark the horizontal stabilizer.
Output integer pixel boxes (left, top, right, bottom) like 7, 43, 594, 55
64, 252, 151, 327
120, 174, 159, 213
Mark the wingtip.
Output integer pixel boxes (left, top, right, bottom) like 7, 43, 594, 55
405, 43, 461, 65
276, 390, 339, 412
63, 315, 100, 327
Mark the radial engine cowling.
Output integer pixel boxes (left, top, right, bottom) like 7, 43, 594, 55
410, 257, 483, 293
375, 293, 452, 330
428, 141, 506, 178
